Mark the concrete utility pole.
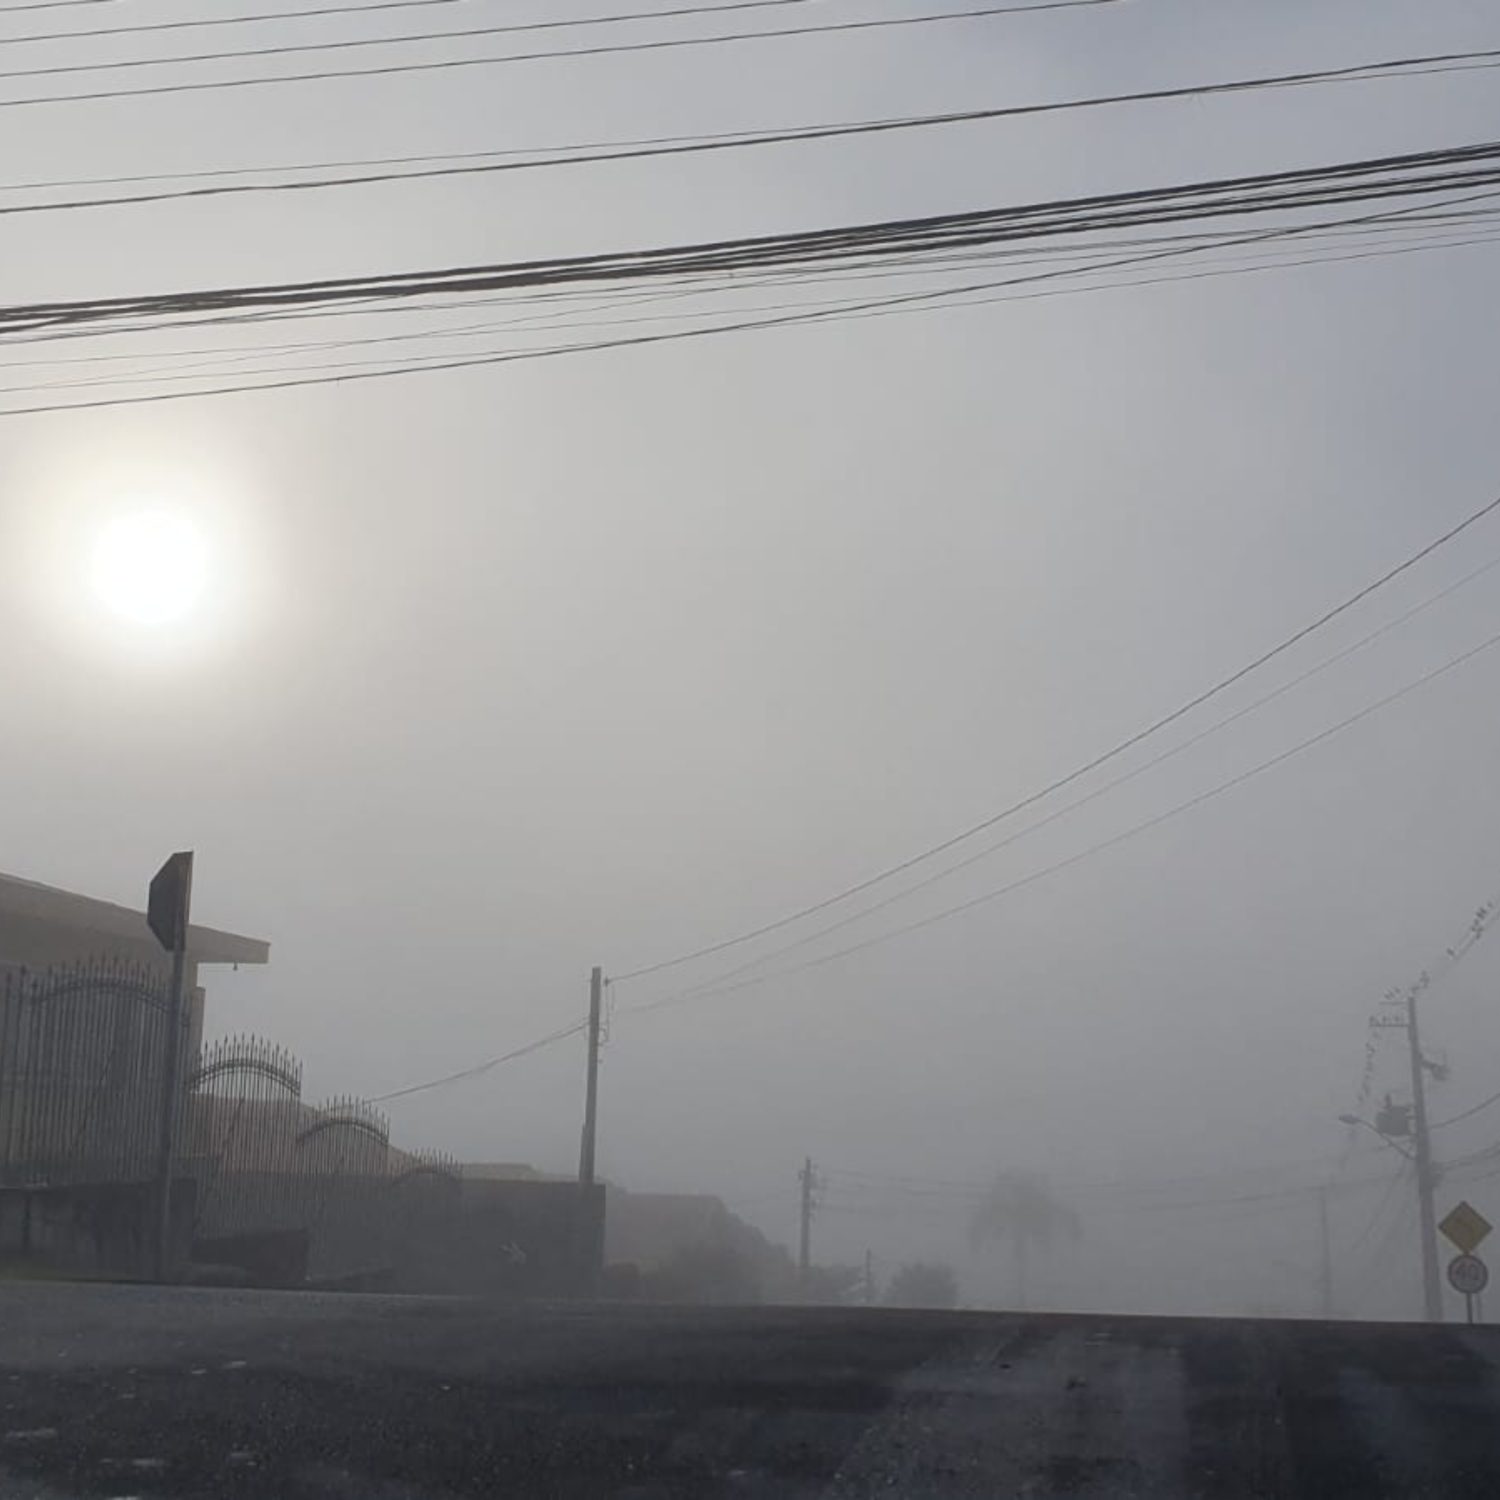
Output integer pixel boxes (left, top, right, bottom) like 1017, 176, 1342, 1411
1366, 989, 1444, 1322
1317, 1185, 1334, 1318
798, 1157, 816, 1282
1405, 988, 1443, 1323
578, 966, 603, 1187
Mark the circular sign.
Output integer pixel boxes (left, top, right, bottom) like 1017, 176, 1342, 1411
1448, 1254, 1489, 1296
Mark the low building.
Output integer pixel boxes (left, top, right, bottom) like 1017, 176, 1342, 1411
605, 1188, 797, 1303
0, 867, 269, 1274
0, 868, 268, 1054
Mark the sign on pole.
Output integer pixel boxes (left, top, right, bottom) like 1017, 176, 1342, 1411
1439, 1201, 1493, 1256
1448, 1254, 1489, 1297
148, 851, 194, 1281
1448, 1252, 1489, 1325
148, 851, 194, 954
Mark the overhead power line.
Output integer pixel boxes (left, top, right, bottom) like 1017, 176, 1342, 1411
1126, 1172, 1398, 1214
824, 1155, 1378, 1198
367, 1019, 589, 1103
0, 205, 1493, 415
0, 144, 1495, 415
0, 0, 115, 11
0, 0, 1118, 107
1355, 886, 1500, 1040
1446, 1152, 1500, 1185
617, 546, 1500, 1002
0, 0, 808, 48
822, 1166, 1400, 1216
1440, 1136, 1500, 1172
7, 201, 1495, 381
1343, 1164, 1410, 1273
0, 216, 1496, 418
0, 198, 1490, 377
622, 624, 1500, 1014
611, 485, 1500, 984
1, 140, 1495, 333
1435, 1089, 1500, 1131
7, 47, 1495, 200
1, 46, 1496, 218
1, 216, 1492, 409
0, 223, 1392, 364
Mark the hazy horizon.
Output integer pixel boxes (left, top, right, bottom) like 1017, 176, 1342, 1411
4, 0, 1500, 1319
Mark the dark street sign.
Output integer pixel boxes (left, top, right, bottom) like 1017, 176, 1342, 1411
1440, 1201, 1493, 1256
147, 851, 194, 953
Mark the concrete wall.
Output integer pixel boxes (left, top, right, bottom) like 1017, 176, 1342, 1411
390, 1179, 605, 1298
192, 1228, 309, 1288
181, 1172, 605, 1298
0, 1178, 197, 1280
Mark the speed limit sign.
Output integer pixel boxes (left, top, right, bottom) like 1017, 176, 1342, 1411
1448, 1254, 1489, 1297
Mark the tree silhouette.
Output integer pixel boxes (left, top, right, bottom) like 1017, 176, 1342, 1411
968, 1172, 1080, 1309
885, 1261, 959, 1309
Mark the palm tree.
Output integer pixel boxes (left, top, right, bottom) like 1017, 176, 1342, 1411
968, 1171, 1080, 1309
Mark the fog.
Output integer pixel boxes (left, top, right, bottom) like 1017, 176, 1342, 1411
3, 0, 1500, 1319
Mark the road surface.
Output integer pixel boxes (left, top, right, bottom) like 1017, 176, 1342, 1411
1, 1285, 1498, 1496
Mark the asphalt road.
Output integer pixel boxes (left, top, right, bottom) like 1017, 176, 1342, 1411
1, 1286, 1499, 1497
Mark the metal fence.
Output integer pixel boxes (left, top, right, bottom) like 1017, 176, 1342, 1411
0, 958, 175, 1188
0, 963, 462, 1283
186, 1036, 460, 1281
184, 1034, 307, 1238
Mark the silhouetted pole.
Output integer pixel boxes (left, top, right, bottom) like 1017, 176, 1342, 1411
1406, 988, 1443, 1322
799, 1157, 815, 1284
579, 967, 602, 1187
147, 851, 194, 1282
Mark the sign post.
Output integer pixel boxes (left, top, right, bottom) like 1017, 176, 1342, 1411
1438, 1200, 1492, 1257
1447, 1253, 1489, 1325
1439, 1200, 1492, 1327
148, 851, 194, 1282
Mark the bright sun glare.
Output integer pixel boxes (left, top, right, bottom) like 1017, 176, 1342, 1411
89, 509, 210, 628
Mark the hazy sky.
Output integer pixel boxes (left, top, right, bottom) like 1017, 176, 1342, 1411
3, 0, 1500, 1316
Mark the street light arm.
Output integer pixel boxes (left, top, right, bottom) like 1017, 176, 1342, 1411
1339, 1113, 1418, 1163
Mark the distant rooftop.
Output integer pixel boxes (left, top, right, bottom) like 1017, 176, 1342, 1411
460, 1162, 547, 1181
0, 869, 269, 968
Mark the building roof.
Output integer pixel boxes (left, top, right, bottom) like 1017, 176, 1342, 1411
0, 870, 269, 967
603, 1189, 735, 1267
459, 1162, 548, 1181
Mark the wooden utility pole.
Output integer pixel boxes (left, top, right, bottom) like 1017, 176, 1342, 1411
1369, 989, 1444, 1322
579, 966, 602, 1187
1405, 988, 1443, 1322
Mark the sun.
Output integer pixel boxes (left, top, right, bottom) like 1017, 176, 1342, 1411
89, 509, 210, 628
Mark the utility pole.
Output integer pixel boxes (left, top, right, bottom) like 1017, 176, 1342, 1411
147, 851, 194, 1283
1369, 989, 1444, 1322
578, 966, 603, 1187
1317, 1185, 1334, 1318
863, 1249, 875, 1306
798, 1157, 816, 1285
1405, 987, 1443, 1322
574, 966, 604, 1295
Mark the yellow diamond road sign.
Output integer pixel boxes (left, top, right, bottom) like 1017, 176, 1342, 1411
1439, 1200, 1492, 1255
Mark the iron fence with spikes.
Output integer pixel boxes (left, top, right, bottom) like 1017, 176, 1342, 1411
0, 965, 464, 1284
0, 958, 175, 1188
